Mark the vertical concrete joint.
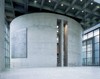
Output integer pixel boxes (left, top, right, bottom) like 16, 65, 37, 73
59, 20, 64, 67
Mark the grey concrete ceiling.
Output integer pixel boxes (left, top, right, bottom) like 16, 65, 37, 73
5, 0, 100, 30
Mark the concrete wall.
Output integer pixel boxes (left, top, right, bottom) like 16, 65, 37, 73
10, 13, 57, 68
67, 18, 83, 66
0, 0, 5, 71
10, 13, 82, 68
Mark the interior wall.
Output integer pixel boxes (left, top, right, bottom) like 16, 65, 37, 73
0, 0, 5, 71
10, 13, 57, 68
67, 18, 83, 66
10, 13, 83, 68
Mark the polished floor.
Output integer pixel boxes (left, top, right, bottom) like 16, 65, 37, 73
0, 67, 100, 79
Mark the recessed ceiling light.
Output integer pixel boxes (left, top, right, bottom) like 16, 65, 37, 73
34, 0, 37, 3
57, 26, 59, 28
82, 11, 84, 13
91, 2, 93, 5
49, 0, 51, 3
57, 30, 58, 32
80, 0, 83, 2
61, 3, 64, 6
57, 37, 59, 42
72, 7, 74, 10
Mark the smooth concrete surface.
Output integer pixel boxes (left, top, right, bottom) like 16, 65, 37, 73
10, 13, 82, 68
67, 17, 82, 66
0, 0, 5, 71
0, 67, 100, 79
10, 13, 57, 68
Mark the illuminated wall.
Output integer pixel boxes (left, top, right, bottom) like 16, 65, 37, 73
10, 13, 82, 68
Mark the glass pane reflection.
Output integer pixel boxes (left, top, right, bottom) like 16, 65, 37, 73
95, 43, 99, 50
83, 34, 87, 40
87, 53, 92, 58
95, 58, 99, 65
82, 28, 100, 66
94, 29, 99, 36
87, 58, 92, 65
94, 35, 99, 43
95, 50, 99, 58
88, 32, 93, 38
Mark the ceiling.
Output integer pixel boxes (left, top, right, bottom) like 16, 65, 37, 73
5, 0, 100, 30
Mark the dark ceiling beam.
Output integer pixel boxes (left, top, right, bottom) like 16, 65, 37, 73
65, 7, 70, 13
54, 0, 62, 11
80, 14, 91, 28
29, 2, 83, 20
14, 0, 100, 17
84, 13, 89, 18
12, 0, 25, 5
92, 6, 99, 12
65, 0, 77, 13
81, 14, 99, 29
92, 20, 97, 25
81, 19, 100, 28
5, 12, 15, 17
29, 2, 42, 8
61, 1, 70, 6
13, 0, 24, 4
5, 3, 12, 9
75, 0, 93, 16
5, 0, 15, 22
83, 23, 91, 29
9, 0, 15, 17
14, 8, 25, 13
7, 18, 13, 22
75, 7, 100, 19
67, 13, 83, 19
40, 0, 45, 10
83, 0, 93, 9
24, 0, 28, 13
99, 19, 100, 22
75, 10, 81, 16
90, 21, 99, 28
5, 5, 13, 11
92, 17, 97, 20
86, 9, 100, 16
5, 0, 99, 29
81, 16, 90, 26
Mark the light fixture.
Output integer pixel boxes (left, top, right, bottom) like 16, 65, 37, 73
91, 2, 93, 5
57, 26, 59, 28
61, 3, 64, 6
82, 10, 84, 13
57, 38, 58, 41
34, 0, 37, 3
57, 30, 58, 33
72, 7, 74, 10
80, 0, 83, 2
49, 0, 51, 3
57, 37, 59, 42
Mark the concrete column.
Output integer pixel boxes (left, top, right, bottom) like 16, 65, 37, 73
59, 20, 64, 67
0, 0, 5, 71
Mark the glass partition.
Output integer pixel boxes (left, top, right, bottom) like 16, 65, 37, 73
82, 28, 100, 66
